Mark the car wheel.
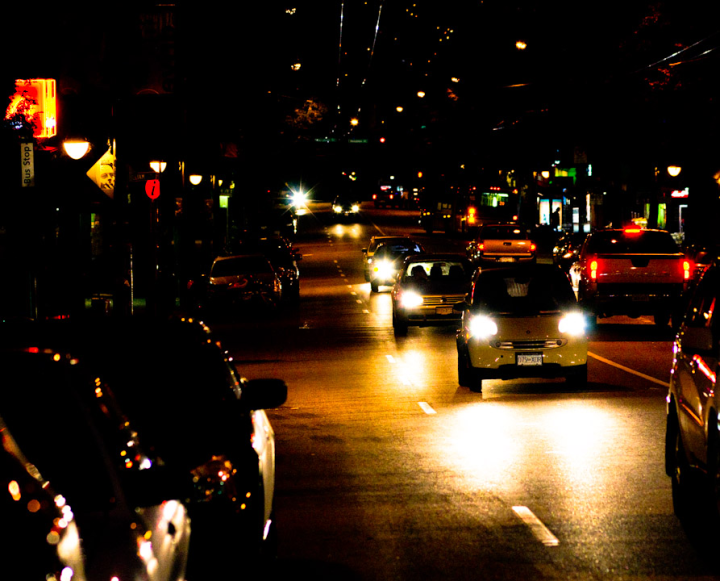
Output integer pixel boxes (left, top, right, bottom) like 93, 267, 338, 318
370, 280, 379, 293
565, 364, 588, 388
706, 417, 720, 522
667, 410, 699, 520
393, 309, 408, 336
457, 346, 482, 392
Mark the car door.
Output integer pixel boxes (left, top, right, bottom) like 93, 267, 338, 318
674, 267, 719, 464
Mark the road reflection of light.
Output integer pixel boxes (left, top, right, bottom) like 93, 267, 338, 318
443, 406, 519, 487
389, 350, 430, 388
331, 224, 362, 239
441, 402, 617, 490
371, 291, 393, 316
542, 403, 616, 484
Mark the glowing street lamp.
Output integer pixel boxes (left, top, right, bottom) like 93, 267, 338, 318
150, 161, 167, 173
62, 139, 90, 160
667, 165, 682, 177
417, 91, 426, 98
350, 117, 359, 127
516, 40, 527, 50
189, 174, 203, 186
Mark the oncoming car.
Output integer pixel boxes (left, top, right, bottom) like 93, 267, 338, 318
369, 243, 421, 292
332, 196, 361, 219
391, 254, 473, 335
455, 264, 588, 392
362, 236, 425, 282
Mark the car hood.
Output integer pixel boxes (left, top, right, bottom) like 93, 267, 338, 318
209, 272, 276, 286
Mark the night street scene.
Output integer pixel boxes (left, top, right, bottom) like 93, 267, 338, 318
4, 3, 720, 580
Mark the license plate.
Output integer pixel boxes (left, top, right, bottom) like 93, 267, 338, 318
436, 307, 453, 315
517, 353, 543, 366
499, 257, 515, 263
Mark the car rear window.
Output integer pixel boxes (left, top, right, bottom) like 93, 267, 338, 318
211, 255, 273, 276
404, 261, 470, 281
481, 226, 528, 239
586, 231, 679, 254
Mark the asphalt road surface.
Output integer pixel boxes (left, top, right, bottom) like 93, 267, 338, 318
211, 203, 719, 580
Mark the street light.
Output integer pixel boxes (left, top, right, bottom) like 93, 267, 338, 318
62, 139, 90, 160
189, 174, 203, 186
667, 165, 682, 177
150, 161, 167, 173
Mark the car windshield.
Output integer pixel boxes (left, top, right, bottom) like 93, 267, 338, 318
375, 245, 412, 261
471, 267, 577, 314
211, 255, 273, 277
586, 231, 680, 254
481, 226, 528, 239
404, 260, 470, 282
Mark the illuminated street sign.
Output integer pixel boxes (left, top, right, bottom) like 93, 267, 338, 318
87, 148, 116, 199
5, 79, 57, 139
145, 179, 160, 200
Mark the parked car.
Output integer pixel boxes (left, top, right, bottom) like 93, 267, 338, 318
0, 343, 192, 581
207, 254, 283, 311
391, 254, 473, 335
571, 228, 691, 328
234, 236, 302, 303
2, 317, 288, 578
466, 223, 537, 266
455, 264, 588, 392
362, 236, 425, 282
666, 262, 720, 524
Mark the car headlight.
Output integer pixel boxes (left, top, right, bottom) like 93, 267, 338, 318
558, 312, 586, 336
351, 204, 360, 213
375, 260, 395, 279
334, 205, 343, 213
468, 315, 498, 339
401, 291, 423, 308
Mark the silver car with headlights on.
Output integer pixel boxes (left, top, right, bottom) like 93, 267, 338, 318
455, 264, 588, 392
391, 254, 473, 335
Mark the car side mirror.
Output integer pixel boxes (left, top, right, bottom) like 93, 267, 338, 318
680, 326, 714, 355
239, 378, 288, 410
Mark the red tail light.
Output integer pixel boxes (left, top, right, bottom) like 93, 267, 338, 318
530, 242, 537, 252
372, 194, 377, 200
590, 259, 599, 281
683, 260, 692, 281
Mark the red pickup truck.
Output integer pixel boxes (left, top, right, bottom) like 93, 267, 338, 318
571, 228, 692, 328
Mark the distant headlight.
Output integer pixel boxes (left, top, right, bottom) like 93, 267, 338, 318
558, 312, 586, 336
334, 205, 343, 213
351, 204, 360, 213
375, 260, 395, 279
401, 291, 423, 308
468, 315, 498, 339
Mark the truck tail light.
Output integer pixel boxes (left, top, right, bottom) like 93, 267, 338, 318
590, 259, 599, 281
683, 260, 692, 281
530, 242, 537, 252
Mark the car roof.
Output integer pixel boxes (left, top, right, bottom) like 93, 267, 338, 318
403, 253, 470, 263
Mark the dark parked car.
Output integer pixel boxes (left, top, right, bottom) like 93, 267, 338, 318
206, 254, 283, 312
234, 236, 302, 303
2, 317, 288, 578
0, 342, 192, 581
666, 262, 720, 526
